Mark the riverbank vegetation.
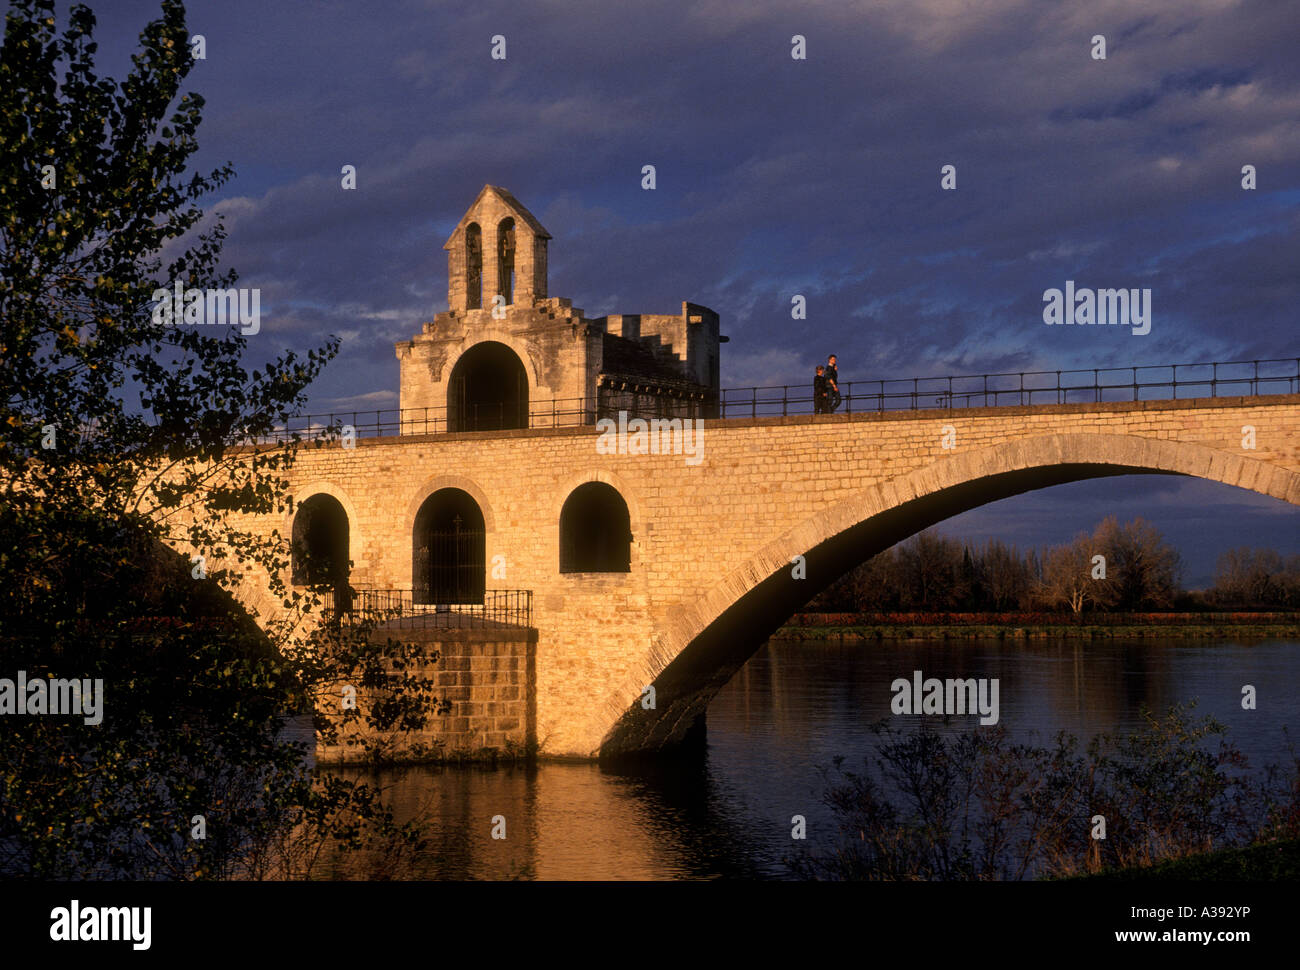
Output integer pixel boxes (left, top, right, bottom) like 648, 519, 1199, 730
790, 705, 1300, 881
796, 522, 1299, 633
0, 1, 442, 879
775, 612, 1300, 640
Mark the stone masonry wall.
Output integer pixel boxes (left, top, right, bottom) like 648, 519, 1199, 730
213, 394, 1300, 759
316, 627, 537, 764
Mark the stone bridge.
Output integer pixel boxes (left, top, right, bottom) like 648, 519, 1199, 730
227, 391, 1300, 761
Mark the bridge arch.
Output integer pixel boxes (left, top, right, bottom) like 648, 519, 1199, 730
405, 474, 497, 537
405, 474, 496, 602
598, 432, 1300, 759
284, 482, 362, 576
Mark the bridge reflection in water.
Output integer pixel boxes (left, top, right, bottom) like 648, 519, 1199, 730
307, 635, 1300, 880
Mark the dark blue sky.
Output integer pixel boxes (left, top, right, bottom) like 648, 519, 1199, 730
88, 0, 1298, 586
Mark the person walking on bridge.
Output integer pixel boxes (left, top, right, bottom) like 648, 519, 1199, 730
813, 365, 830, 414
826, 354, 841, 413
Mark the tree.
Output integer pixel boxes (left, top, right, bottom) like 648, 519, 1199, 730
898, 530, 965, 609
850, 548, 905, 611
1212, 547, 1254, 605
1211, 546, 1298, 608
981, 539, 1030, 611
1094, 515, 1182, 611
1036, 529, 1117, 615
0, 0, 441, 878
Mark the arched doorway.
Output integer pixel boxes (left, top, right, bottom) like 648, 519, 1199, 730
448, 341, 528, 432
560, 482, 632, 573
291, 494, 351, 611
412, 488, 486, 604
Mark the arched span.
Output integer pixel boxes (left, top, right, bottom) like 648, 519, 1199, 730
291, 495, 349, 581
405, 474, 496, 537
412, 487, 486, 605
598, 433, 1300, 760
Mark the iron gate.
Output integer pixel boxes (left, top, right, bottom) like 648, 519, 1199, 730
413, 514, 485, 604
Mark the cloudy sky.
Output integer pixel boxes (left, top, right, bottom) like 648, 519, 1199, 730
89, 0, 1298, 585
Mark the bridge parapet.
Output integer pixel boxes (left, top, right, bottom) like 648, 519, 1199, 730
247, 357, 1299, 445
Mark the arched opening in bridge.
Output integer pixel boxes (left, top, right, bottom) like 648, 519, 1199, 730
598, 438, 1300, 761
291, 494, 351, 611
448, 340, 529, 433
559, 482, 632, 573
413, 488, 486, 604
497, 217, 516, 306
465, 222, 482, 310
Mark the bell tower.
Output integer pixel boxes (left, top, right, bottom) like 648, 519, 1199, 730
444, 185, 551, 313
398, 184, 720, 425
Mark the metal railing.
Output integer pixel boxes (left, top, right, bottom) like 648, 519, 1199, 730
718, 357, 1300, 418
254, 399, 598, 443
322, 587, 532, 630
258, 357, 1298, 444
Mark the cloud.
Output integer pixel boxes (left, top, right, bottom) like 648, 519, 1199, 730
90, 0, 1299, 551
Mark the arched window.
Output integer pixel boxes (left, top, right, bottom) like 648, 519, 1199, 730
447, 340, 529, 432
291, 494, 351, 609
497, 217, 515, 305
465, 222, 483, 310
560, 482, 632, 573
413, 488, 486, 604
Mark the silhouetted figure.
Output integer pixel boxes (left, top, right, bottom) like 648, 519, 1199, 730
814, 365, 829, 414
826, 354, 841, 412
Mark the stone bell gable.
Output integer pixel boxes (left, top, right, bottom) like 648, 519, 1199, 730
444, 184, 551, 312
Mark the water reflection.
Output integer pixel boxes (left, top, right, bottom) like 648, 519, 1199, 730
322, 637, 1299, 880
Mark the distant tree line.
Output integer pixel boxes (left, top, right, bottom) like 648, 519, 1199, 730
1208, 547, 1300, 609
808, 516, 1300, 614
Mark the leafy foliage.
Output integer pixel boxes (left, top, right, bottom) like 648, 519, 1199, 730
0, 0, 444, 878
790, 704, 1299, 880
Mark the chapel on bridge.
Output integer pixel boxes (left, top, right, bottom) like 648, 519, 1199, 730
395, 185, 722, 432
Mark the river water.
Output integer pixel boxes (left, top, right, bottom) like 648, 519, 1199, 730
321, 636, 1300, 880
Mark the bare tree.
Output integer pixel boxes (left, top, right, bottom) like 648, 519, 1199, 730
851, 549, 905, 610
982, 539, 1030, 610
1212, 547, 1299, 607
1094, 516, 1182, 610
898, 530, 965, 609
1212, 547, 1254, 605
1036, 529, 1117, 614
